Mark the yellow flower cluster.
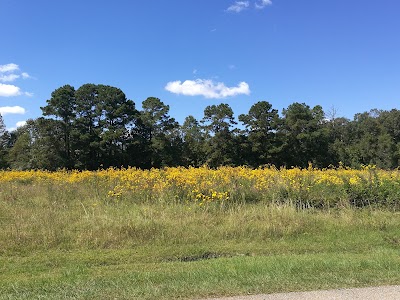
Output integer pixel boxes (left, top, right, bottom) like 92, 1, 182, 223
1, 165, 399, 207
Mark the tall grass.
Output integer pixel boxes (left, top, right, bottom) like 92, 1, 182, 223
1, 167, 400, 298
0, 172, 399, 254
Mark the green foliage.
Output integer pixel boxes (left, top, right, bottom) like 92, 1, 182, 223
281, 103, 330, 168
181, 115, 206, 166
6, 83, 400, 170
6, 119, 67, 170
202, 103, 237, 167
0, 114, 9, 169
132, 97, 181, 168
239, 101, 282, 166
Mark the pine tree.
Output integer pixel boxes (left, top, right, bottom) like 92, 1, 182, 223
0, 114, 9, 168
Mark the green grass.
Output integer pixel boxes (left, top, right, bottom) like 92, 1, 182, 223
1, 181, 400, 299
2, 250, 400, 299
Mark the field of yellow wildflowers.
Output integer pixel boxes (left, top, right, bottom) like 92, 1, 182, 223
1, 165, 400, 209
1, 166, 400, 299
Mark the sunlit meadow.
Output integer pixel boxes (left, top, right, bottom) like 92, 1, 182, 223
1, 166, 400, 299
2, 165, 400, 208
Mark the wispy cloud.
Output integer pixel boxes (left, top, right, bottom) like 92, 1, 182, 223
226, 1, 250, 13
227, 0, 272, 12
0, 74, 20, 82
0, 106, 26, 115
21, 72, 32, 79
255, 0, 272, 9
0, 64, 34, 96
165, 79, 250, 99
0, 63, 19, 73
0, 83, 22, 97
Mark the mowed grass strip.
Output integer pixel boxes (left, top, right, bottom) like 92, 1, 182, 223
1, 250, 400, 299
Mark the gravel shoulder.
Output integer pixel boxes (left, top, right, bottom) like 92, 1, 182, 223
198, 285, 400, 300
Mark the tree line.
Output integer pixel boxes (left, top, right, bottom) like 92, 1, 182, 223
1, 83, 400, 170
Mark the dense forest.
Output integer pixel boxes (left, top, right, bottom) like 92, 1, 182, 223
1, 83, 400, 170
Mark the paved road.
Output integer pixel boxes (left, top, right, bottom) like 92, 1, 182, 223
199, 285, 400, 300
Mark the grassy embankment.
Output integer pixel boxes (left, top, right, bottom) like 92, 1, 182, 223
1, 167, 400, 299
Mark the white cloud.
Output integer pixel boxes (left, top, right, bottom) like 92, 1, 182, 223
255, 0, 272, 9
0, 74, 20, 82
21, 72, 31, 79
0, 106, 26, 115
8, 120, 28, 132
227, 1, 250, 13
0, 63, 19, 73
165, 79, 250, 99
16, 120, 27, 127
0, 83, 22, 97
0, 64, 34, 96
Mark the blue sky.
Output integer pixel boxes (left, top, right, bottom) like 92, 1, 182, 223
1, 0, 400, 130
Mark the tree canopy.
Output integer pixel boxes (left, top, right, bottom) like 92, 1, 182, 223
2, 83, 400, 170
